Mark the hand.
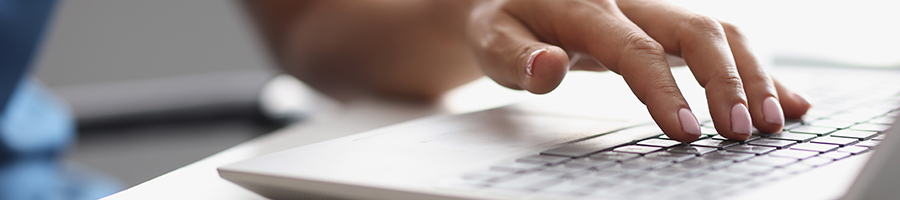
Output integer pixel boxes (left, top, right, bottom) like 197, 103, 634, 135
467, 0, 811, 142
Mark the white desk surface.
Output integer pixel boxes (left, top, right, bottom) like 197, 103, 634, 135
100, 77, 533, 199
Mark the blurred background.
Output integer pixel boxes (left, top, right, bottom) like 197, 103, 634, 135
16, 0, 900, 198
35, 0, 283, 189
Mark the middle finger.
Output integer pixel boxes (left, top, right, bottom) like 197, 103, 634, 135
616, 0, 758, 140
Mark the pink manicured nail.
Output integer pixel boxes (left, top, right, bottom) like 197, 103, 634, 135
731, 103, 752, 135
678, 108, 702, 135
525, 49, 547, 77
762, 97, 785, 125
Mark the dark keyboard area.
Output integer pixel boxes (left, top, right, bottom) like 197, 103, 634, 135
458, 90, 900, 199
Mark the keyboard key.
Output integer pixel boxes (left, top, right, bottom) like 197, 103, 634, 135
637, 139, 683, 148
644, 152, 696, 162
830, 130, 879, 140
700, 127, 719, 136
620, 158, 673, 170
594, 165, 650, 179
809, 119, 857, 129
587, 151, 640, 162
697, 172, 750, 184
784, 119, 803, 130
867, 117, 896, 125
747, 156, 798, 167
849, 123, 892, 132
516, 155, 571, 164
826, 113, 878, 123
768, 149, 819, 160
726, 144, 777, 155
491, 162, 546, 172
543, 163, 592, 174
550, 162, 594, 172
790, 143, 839, 153
536, 168, 587, 178
788, 126, 836, 136
810, 137, 858, 146
565, 160, 617, 170
781, 164, 814, 174
691, 139, 739, 149
836, 146, 869, 155
667, 145, 718, 155
493, 174, 563, 190
854, 140, 880, 148
799, 157, 834, 167
845, 107, 892, 117
872, 134, 886, 141
723, 163, 776, 176
613, 145, 662, 155
700, 120, 714, 127
542, 126, 660, 157
819, 151, 852, 160
765, 132, 817, 141
649, 178, 686, 187
747, 138, 797, 148
675, 158, 734, 170
703, 151, 755, 162
712, 134, 760, 141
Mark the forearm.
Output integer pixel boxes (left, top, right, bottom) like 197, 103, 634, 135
243, 0, 483, 101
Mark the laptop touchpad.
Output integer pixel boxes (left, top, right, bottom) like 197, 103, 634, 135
352, 108, 637, 153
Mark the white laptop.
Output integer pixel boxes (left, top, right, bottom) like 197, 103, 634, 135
218, 65, 900, 200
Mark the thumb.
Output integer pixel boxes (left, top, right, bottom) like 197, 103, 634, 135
469, 11, 569, 94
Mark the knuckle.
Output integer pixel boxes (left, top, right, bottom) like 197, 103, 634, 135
741, 71, 770, 83
709, 67, 743, 88
682, 14, 725, 38
719, 21, 748, 42
622, 34, 666, 56
655, 83, 683, 99
741, 71, 774, 89
636, 80, 682, 105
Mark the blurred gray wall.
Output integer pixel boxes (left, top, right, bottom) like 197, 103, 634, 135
35, 0, 272, 86
30, 0, 281, 187
33, 0, 278, 123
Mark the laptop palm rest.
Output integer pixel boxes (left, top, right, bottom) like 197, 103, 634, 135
219, 107, 652, 199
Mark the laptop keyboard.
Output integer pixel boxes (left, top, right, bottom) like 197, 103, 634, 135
457, 93, 899, 199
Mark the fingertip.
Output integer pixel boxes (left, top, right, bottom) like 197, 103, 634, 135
524, 46, 568, 94
782, 92, 812, 119
754, 96, 785, 133
669, 133, 702, 143
774, 80, 812, 119
669, 110, 703, 143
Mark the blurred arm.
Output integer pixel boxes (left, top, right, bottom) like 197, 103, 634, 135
243, 0, 482, 101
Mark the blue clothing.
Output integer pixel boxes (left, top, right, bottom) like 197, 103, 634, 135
0, 1, 121, 199
0, 0, 56, 114
1, 77, 74, 157
0, 0, 74, 156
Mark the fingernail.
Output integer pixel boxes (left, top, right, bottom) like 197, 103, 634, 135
525, 48, 548, 77
731, 103, 752, 135
678, 108, 702, 136
762, 97, 785, 125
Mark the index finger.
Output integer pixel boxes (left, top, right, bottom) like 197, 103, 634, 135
617, 0, 755, 140
505, 0, 703, 142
